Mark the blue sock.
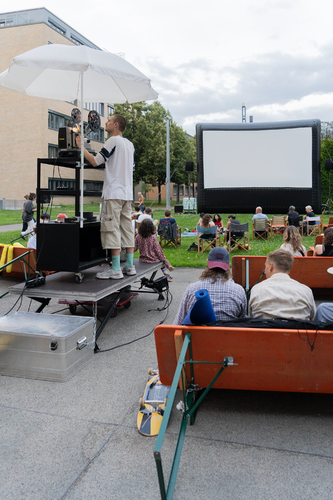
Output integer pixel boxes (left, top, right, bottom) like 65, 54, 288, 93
112, 255, 121, 271
126, 253, 134, 267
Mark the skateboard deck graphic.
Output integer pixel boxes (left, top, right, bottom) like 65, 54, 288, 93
137, 369, 170, 436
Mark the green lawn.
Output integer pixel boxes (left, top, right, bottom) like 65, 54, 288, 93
0, 207, 322, 267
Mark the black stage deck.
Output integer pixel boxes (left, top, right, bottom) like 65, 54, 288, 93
8, 260, 164, 302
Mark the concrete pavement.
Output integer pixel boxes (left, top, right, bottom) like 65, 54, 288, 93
0, 223, 21, 232
0, 268, 333, 500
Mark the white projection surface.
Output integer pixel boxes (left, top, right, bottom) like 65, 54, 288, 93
202, 127, 313, 189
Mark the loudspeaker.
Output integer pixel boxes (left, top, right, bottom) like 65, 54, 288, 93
39, 193, 51, 204
325, 159, 333, 171
185, 161, 194, 172
174, 205, 183, 213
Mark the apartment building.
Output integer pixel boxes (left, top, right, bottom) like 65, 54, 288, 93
0, 8, 112, 208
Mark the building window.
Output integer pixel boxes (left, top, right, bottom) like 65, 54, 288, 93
185, 185, 189, 196
48, 111, 104, 142
48, 18, 66, 35
48, 111, 71, 130
179, 185, 184, 196
85, 125, 104, 143
70, 35, 84, 46
172, 185, 177, 196
84, 102, 104, 115
107, 104, 114, 116
48, 144, 59, 158
190, 186, 194, 196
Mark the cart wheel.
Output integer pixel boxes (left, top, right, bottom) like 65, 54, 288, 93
75, 274, 83, 283
123, 301, 131, 309
139, 397, 145, 408
148, 367, 154, 376
69, 304, 77, 315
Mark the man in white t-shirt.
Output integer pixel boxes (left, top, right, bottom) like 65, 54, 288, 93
76, 114, 135, 279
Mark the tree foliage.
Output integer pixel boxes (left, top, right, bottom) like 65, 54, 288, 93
114, 101, 197, 201
321, 138, 333, 204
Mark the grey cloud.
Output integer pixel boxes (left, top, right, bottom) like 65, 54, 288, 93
145, 44, 333, 132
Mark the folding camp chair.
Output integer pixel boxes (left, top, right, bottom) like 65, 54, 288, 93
270, 216, 286, 237
196, 225, 220, 253
252, 218, 269, 240
306, 216, 322, 236
158, 222, 181, 248
228, 222, 249, 253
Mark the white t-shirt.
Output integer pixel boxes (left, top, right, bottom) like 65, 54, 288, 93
280, 242, 306, 257
95, 135, 134, 200
137, 213, 152, 223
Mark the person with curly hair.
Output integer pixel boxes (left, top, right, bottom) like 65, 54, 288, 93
174, 247, 246, 324
134, 218, 174, 281
314, 227, 333, 256
280, 226, 306, 256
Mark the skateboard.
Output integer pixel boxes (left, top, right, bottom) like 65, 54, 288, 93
137, 368, 170, 436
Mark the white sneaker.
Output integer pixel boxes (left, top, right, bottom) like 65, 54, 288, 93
123, 265, 136, 276
96, 267, 124, 280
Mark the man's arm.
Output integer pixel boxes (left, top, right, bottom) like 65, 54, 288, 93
76, 136, 98, 167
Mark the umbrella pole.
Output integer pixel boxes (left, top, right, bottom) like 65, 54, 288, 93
80, 72, 84, 228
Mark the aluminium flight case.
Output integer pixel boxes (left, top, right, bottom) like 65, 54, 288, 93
0, 312, 94, 382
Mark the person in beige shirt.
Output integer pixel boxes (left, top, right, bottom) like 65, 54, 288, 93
249, 249, 316, 320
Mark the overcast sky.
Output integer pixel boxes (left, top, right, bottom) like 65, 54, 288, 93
5, 0, 333, 134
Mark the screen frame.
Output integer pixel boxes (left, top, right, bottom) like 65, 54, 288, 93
196, 119, 321, 214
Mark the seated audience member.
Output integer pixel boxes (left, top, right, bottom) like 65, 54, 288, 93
138, 207, 153, 223
174, 247, 246, 324
252, 206, 269, 223
213, 214, 223, 233
315, 303, 333, 323
40, 212, 50, 223
223, 215, 236, 243
286, 205, 300, 227
303, 205, 316, 227
198, 213, 216, 240
159, 209, 176, 227
27, 227, 37, 249
314, 227, 333, 256
57, 213, 67, 223
197, 212, 205, 226
134, 218, 174, 281
249, 249, 316, 320
132, 205, 141, 219
198, 213, 214, 228
280, 226, 306, 256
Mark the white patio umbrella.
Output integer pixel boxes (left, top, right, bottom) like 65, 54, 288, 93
0, 43, 158, 226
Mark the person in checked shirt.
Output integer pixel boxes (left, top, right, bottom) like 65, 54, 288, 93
174, 247, 247, 324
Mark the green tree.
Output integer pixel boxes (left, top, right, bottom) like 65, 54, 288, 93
321, 138, 333, 206
113, 101, 197, 202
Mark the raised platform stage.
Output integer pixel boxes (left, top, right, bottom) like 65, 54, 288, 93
8, 260, 165, 344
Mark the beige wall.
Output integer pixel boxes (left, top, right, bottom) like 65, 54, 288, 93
0, 23, 106, 207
